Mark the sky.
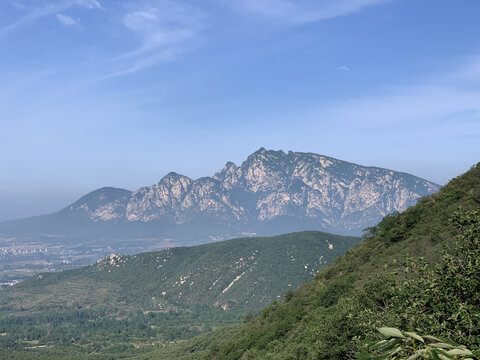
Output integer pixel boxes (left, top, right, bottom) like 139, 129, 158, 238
1, 0, 480, 222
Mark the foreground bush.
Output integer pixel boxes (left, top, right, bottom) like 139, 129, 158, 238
372, 327, 479, 360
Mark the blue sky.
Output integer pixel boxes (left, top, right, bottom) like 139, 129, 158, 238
1, 0, 480, 221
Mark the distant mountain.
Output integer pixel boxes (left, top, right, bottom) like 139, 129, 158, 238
0, 148, 440, 243
0, 149, 440, 281
61, 187, 133, 221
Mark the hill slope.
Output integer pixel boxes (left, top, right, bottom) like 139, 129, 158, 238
0, 231, 359, 357
1, 231, 359, 312
139, 163, 480, 359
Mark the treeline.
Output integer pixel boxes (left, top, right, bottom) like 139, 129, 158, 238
0, 305, 244, 355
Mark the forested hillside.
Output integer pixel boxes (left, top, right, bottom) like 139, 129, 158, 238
0, 231, 359, 359
139, 163, 480, 359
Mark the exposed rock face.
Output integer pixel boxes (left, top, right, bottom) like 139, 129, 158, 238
65, 187, 132, 222
124, 173, 246, 223
61, 148, 440, 234
126, 172, 195, 223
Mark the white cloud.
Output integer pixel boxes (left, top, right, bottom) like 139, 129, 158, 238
100, 49, 179, 79
302, 56, 480, 135
56, 13, 77, 26
123, 2, 205, 50
441, 55, 480, 85
103, 1, 206, 78
0, 0, 101, 37
76, 0, 102, 9
337, 65, 351, 72
222, 0, 390, 25
323, 87, 480, 128
7, 1, 28, 10
2, 0, 206, 79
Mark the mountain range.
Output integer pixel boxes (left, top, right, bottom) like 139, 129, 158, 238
0, 149, 440, 281
0, 148, 440, 243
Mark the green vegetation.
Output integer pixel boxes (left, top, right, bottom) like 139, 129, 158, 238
0, 306, 243, 349
387, 210, 480, 349
1, 231, 358, 313
141, 163, 480, 359
0, 230, 358, 358
371, 327, 479, 359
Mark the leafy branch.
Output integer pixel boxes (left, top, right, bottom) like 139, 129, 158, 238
373, 327, 480, 360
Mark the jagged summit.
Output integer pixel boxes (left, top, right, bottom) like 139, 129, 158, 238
46, 149, 440, 236
246, 147, 287, 162
158, 171, 191, 183
0, 149, 440, 248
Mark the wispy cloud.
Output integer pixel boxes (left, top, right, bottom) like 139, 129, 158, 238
56, 13, 78, 26
307, 56, 480, 132
103, 1, 206, 78
77, 0, 102, 9
324, 87, 480, 130
100, 49, 180, 79
337, 65, 351, 72
0, 0, 102, 37
223, 0, 390, 25
8, 1, 28, 11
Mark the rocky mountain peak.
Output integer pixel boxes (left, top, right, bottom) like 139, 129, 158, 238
56, 149, 440, 235
214, 161, 238, 176
247, 148, 287, 162
158, 171, 192, 185
213, 161, 241, 189
238, 149, 295, 192
62, 187, 132, 222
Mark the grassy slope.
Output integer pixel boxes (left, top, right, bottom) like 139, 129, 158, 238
141, 163, 480, 359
